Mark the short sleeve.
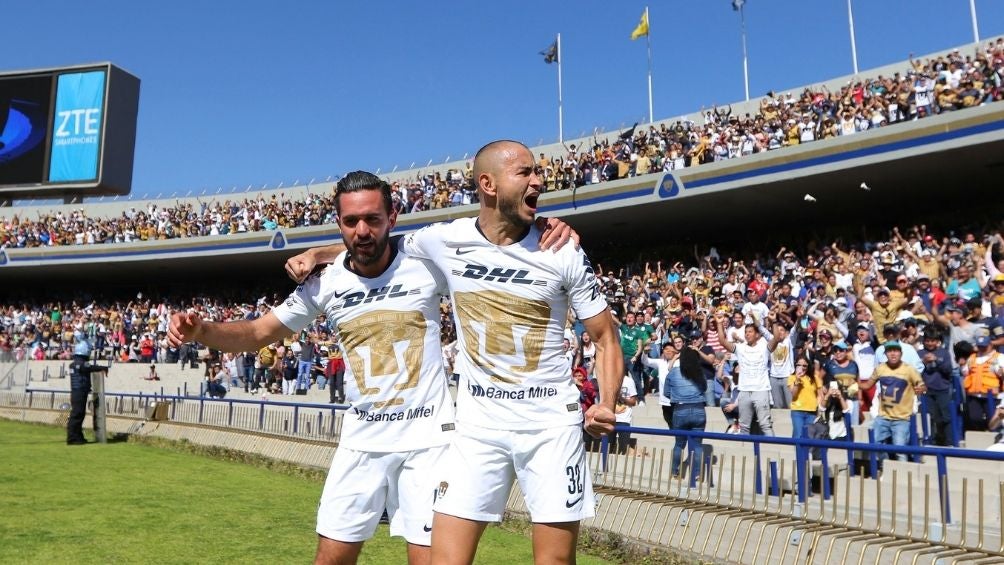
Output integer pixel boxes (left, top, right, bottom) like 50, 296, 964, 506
271, 276, 323, 333
621, 375, 638, 398
399, 224, 444, 260
563, 246, 608, 321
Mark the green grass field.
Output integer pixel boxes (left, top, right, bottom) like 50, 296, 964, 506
0, 420, 612, 564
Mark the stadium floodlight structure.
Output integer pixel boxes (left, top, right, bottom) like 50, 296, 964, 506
0, 62, 140, 204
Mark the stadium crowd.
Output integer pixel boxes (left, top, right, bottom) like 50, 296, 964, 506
3, 40, 1004, 249
4, 223, 1003, 448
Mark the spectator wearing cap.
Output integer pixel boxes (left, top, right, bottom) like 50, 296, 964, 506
961, 331, 1003, 430
854, 276, 908, 345
859, 341, 926, 462
890, 273, 913, 304
822, 341, 860, 422
876, 324, 923, 372
912, 273, 945, 314
807, 328, 836, 371
919, 330, 954, 446
967, 297, 1004, 352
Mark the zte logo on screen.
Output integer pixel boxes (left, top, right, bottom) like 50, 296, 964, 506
54, 108, 101, 138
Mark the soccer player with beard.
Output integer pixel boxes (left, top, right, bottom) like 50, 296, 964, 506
287, 140, 622, 564
170, 171, 457, 564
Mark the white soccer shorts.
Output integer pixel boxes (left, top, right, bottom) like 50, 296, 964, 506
432, 422, 595, 523
316, 444, 448, 546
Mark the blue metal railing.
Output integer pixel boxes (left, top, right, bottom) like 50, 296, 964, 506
609, 423, 1004, 525
25, 387, 351, 438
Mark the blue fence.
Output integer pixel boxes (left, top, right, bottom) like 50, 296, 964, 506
25, 387, 351, 439
607, 423, 1004, 526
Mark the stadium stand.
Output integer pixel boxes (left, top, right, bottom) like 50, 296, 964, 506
2, 38, 1003, 248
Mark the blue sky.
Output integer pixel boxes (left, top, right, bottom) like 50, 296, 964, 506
6, 1, 1004, 199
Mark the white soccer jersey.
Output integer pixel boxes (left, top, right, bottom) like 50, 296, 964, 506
401, 218, 609, 430
272, 247, 454, 452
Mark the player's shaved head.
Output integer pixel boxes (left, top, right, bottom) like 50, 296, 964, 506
472, 139, 526, 184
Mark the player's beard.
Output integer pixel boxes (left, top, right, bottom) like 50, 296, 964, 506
498, 190, 533, 230
347, 231, 390, 268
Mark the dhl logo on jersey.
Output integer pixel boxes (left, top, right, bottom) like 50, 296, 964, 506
452, 264, 548, 286
328, 284, 421, 313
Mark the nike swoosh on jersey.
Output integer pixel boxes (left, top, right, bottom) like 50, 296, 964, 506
422, 524, 432, 532
455, 248, 475, 255
565, 496, 583, 508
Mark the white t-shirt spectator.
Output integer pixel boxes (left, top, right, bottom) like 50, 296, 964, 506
735, 339, 771, 392
614, 375, 639, 424
852, 342, 876, 381
799, 120, 816, 142
641, 355, 677, 408
722, 281, 745, 296
742, 301, 769, 326
726, 325, 746, 346
835, 272, 854, 291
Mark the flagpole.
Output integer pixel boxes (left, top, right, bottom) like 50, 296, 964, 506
969, 0, 980, 43
847, 0, 859, 75
645, 6, 653, 123
557, 33, 564, 143
738, 2, 749, 101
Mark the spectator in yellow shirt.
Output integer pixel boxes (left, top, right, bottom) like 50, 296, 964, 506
860, 341, 926, 462
787, 358, 820, 439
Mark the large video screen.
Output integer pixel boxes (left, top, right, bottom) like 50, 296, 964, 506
0, 74, 54, 185
48, 70, 107, 183
0, 64, 139, 199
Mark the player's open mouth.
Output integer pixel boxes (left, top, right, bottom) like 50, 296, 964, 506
524, 193, 539, 210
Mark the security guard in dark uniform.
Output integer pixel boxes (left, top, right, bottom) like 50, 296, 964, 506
67, 340, 101, 445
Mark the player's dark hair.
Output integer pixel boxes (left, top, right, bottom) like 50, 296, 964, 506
334, 171, 393, 215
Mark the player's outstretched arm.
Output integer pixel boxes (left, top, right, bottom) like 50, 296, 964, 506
285, 244, 345, 283
581, 308, 624, 438
168, 311, 292, 353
